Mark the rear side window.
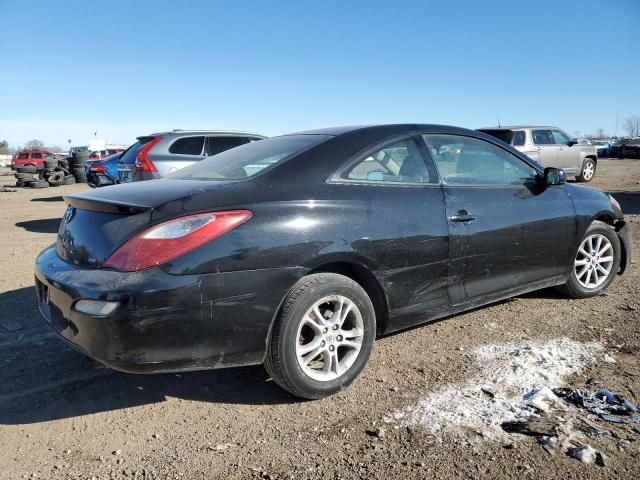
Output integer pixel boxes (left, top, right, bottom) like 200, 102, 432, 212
512, 131, 526, 146
17, 153, 29, 159
342, 137, 435, 183
169, 136, 205, 155
168, 134, 331, 181
32, 153, 42, 159
206, 136, 250, 156
532, 130, 554, 145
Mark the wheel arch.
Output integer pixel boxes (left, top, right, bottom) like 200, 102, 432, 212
306, 261, 389, 336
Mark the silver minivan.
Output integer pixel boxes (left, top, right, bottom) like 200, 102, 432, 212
478, 126, 598, 182
118, 130, 266, 182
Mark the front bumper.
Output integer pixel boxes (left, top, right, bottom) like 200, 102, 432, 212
35, 245, 305, 373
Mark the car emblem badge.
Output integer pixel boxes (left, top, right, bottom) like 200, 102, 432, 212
62, 207, 75, 227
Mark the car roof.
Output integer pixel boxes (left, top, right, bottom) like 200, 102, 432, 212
478, 125, 560, 130
145, 130, 266, 137
286, 123, 475, 137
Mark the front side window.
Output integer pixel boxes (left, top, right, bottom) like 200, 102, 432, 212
423, 134, 538, 186
551, 130, 570, 145
168, 136, 205, 155
512, 131, 526, 146
342, 137, 434, 183
532, 130, 554, 145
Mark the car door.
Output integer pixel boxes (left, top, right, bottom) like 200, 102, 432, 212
422, 133, 575, 306
335, 135, 450, 330
160, 136, 206, 176
551, 129, 580, 174
531, 129, 563, 168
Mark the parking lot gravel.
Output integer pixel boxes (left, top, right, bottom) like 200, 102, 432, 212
0, 160, 639, 480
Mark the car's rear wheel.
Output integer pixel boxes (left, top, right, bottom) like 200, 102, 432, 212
576, 158, 596, 182
557, 221, 620, 298
264, 273, 375, 399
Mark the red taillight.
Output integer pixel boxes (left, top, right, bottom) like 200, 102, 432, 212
90, 165, 107, 173
135, 136, 163, 173
103, 210, 253, 272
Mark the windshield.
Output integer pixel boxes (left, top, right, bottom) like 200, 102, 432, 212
168, 134, 331, 181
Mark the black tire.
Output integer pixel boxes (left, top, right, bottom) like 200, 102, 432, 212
59, 160, 69, 169
264, 273, 376, 399
47, 171, 65, 186
15, 172, 38, 181
28, 180, 50, 189
73, 151, 89, 160
576, 158, 596, 182
44, 161, 58, 169
16, 165, 37, 174
15, 181, 25, 188
556, 221, 621, 299
63, 175, 76, 185
72, 168, 88, 183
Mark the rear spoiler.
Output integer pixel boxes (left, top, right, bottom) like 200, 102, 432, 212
64, 195, 149, 214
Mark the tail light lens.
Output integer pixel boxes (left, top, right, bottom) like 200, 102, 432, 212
90, 165, 107, 172
103, 210, 252, 272
135, 136, 163, 173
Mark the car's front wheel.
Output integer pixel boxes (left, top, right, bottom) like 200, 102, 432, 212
576, 158, 596, 182
557, 221, 621, 298
264, 273, 376, 399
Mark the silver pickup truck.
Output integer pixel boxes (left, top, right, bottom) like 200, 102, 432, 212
478, 126, 598, 182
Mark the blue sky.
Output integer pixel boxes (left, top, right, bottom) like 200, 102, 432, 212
1, 0, 639, 147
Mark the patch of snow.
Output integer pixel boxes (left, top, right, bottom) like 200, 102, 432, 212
386, 338, 603, 440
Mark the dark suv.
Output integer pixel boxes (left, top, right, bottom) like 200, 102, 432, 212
117, 130, 266, 183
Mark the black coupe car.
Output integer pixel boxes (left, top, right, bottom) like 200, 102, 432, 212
35, 124, 631, 399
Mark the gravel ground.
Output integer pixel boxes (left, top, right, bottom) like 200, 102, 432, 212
0, 160, 639, 480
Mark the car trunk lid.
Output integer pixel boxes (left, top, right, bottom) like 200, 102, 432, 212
58, 179, 235, 267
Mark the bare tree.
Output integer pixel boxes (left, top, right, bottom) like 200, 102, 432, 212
25, 139, 45, 150
595, 128, 605, 139
0, 140, 9, 155
623, 115, 640, 137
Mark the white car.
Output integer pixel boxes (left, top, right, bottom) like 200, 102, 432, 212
478, 126, 598, 182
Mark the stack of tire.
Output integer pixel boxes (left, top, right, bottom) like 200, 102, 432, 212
13, 159, 76, 189
14, 165, 46, 188
70, 151, 89, 183
43, 157, 76, 187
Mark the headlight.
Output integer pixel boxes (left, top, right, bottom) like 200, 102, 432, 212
609, 194, 621, 212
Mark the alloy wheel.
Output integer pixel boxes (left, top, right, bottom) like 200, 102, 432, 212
582, 161, 595, 180
574, 234, 614, 289
295, 295, 364, 382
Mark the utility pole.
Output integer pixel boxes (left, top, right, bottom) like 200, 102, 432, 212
615, 112, 619, 138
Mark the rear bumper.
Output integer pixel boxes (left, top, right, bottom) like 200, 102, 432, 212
617, 221, 632, 274
35, 245, 305, 373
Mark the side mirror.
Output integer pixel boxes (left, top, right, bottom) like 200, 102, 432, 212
544, 167, 566, 186
567, 138, 578, 147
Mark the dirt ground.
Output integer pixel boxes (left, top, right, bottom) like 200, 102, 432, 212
0, 159, 639, 480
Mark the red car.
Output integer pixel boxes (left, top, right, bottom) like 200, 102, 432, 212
12, 150, 55, 169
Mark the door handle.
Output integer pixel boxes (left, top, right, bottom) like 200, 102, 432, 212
449, 210, 475, 222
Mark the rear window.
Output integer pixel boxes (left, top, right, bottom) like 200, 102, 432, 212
512, 131, 525, 146
479, 130, 513, 144
168, 134, 331, 181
